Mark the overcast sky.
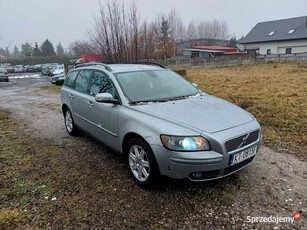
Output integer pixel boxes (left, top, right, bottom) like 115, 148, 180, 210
0, 0, 306, 51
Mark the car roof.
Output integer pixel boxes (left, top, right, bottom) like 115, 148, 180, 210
74, 63, 166, 74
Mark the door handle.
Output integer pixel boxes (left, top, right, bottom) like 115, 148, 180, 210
87, 101, 93, 108
69, 94, 74, 99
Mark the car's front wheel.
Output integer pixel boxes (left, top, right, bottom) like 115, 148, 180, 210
126, 138, 159, 187
64, 109, 78, 136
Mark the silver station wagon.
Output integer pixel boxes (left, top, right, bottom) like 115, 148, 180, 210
61, 62, 262, 187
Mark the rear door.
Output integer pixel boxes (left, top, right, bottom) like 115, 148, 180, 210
71, 69, 93, 131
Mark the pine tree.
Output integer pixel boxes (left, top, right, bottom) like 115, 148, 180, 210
56, 42, 64, 56
13, 46, 20, 59
33, 42, 42, 57
40, 39, 56, 56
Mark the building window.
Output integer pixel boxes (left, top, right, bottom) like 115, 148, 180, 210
288, 29, 295, 34
268, 31, 276, 36
285, 48, 292, 54
267, 49, 271, 55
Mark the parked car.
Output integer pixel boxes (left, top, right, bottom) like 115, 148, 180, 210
51, 64, 64, 76
0, 67, 9, 77
61, 62, 262, 187
14, 65, 25, 73
34, 64, 42, 72
25, 65, 35, 73
41, 63, 58, 76
51, 73, 65, 85
0, 63, 14, 73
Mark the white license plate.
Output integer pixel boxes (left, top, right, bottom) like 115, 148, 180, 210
230, 145, 257, 166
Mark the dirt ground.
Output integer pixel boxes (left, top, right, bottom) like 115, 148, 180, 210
0, 77, 306, 229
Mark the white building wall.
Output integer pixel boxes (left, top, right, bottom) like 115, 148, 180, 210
244, 39, 307, 55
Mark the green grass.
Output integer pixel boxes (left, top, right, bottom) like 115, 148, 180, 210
40, 84, 62, 93
187, 62, 307, 157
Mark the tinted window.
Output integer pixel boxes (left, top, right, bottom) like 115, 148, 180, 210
90, 71, 116, 97
64, 71, 79, 88
75, 70, 92, 93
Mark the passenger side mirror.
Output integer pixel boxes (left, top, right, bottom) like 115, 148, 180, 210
95, 93, 119, 104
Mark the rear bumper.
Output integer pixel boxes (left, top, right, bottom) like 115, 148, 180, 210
151, 133, 262, 181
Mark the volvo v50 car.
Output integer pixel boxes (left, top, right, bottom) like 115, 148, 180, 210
61, 62, 262, 187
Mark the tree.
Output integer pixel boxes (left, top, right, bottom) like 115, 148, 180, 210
228, 36, 237, 48
5, 47, 10, 58
13, 46, 20, 59
32, 42, 42, 57
21, 42, 33, 57
69, 40, 93, 57
154, 15, 176, 59
56, 42, 64, 56
40, 39, 56, 56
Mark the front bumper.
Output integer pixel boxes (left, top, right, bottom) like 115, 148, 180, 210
151, 131, 262, 181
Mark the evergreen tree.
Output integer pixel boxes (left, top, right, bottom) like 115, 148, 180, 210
5, 47, 10, 58
21, 42, 33, 57
56, 42, 64, 56
228, 36, 237, 48
13, 46, 20, 59
40, 39, 56, 56
32, 42, 42, 57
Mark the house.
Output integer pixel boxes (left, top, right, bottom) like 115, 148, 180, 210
181, 46, 243, 58
240, 16, 307, 55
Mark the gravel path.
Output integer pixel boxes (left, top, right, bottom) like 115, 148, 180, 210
0, 77, 306, 229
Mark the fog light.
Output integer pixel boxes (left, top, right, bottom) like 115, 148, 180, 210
191, 172, 203, 179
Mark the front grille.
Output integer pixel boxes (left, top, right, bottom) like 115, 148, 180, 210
225, 130, 259, 152
224, 156, 255, 175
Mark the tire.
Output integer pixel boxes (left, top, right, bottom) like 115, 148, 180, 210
64, 108, 78, 136
125, 138, 160, 188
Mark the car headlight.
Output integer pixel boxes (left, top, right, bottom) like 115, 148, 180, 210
160, 135, 210, 151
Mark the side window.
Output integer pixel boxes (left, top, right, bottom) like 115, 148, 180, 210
64, 71, 79, 88
75, 70, 92, 93
90, 71, 116, 98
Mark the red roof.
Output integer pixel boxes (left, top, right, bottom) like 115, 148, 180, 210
224, 52, 244, 55
191, 46, 237, 51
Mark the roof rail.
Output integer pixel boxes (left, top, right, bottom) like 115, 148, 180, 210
122, 61, 166, 69
75, 62, 112, 71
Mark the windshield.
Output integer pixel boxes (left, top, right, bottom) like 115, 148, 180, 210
115, 70, 199, 103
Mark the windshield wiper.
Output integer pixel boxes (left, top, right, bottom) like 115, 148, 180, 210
130, 99, 168, 105
168, 93, 199, 101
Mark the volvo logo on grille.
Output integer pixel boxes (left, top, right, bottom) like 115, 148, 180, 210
237, 133, 250, 149
242, 136, 248, 144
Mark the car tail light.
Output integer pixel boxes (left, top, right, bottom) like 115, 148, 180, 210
4, 72, 8, 75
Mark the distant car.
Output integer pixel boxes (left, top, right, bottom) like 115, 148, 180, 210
0, 67, 9, 77
34, 64, 42, 72
51, 64, 64, 76
25, 65, 35, 73
50, 73, 65, 85
0, 63, 14, 73
41, 63, 58, 76
14, 65, 24, 73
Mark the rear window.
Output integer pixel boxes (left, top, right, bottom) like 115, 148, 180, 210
64, 71, 79, 88
75, 70, 92, 93
0, 67, 6, 73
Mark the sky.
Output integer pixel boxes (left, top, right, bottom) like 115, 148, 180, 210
0, 0, 306, 51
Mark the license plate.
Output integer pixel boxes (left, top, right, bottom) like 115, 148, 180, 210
230, 145, 257, 166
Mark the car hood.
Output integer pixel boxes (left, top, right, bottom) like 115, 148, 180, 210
133, 95, 254, 133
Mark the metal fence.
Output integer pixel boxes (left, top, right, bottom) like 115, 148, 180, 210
158, 53, 307, 69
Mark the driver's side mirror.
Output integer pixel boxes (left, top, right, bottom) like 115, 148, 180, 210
95, 93, 119, 104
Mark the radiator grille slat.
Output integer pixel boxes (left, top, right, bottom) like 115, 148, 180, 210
225, 130, 259, 152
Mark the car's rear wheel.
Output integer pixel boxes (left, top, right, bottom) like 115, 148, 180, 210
126, 138, 159, 187
64, 109, 78, 136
